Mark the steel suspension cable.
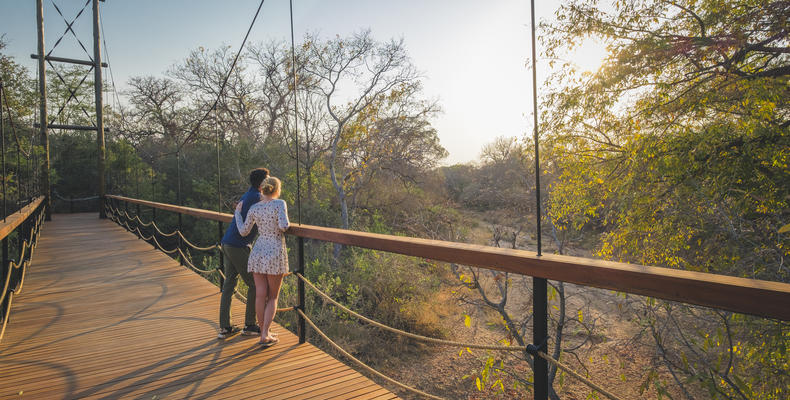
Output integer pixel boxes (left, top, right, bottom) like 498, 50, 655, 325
1, 81, 6, 220
215, 109, 221, 213
0, 78, 31, 159
98, 7, 123, 118
177, 0, 266, 150
289, 0, 302, 223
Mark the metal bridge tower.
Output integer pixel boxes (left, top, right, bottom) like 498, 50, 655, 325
34, 0, 107, 219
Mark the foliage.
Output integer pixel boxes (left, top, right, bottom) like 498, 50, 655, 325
543, 1, 789, 398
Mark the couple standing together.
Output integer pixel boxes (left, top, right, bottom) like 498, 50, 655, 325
218, 167, 290, 347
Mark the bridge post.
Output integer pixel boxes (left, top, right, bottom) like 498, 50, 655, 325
217, 221, 224, 290
93, 0, 107, 220
124, 200, 130, 232
1, 237, 7, 306
297, 237, 306, 344
1, 81, 6, 220
533, 278, 549, 400
177, 212, 183, 266
529, 0, 548, 397
36, 0, 52, 222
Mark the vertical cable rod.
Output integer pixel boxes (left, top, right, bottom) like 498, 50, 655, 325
1, 82, 6, 221
289, 0, 302, 224
530, 1, 542, 255
530, 1, 548, 399
36, 0, 51, 220
93, 0, 107, 219
215, 109, 221, 213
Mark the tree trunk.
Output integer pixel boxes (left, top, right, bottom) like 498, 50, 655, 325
329, 162, 349, 259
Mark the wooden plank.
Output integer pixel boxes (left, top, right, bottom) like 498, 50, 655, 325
0, 213, 397, 399
107, 194, 790, 320
327, 386, 396, 400
287, 225, 790, 321
0, 196, 44, 240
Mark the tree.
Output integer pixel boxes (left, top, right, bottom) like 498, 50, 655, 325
302, 30, 423, 232
339, 83, 447, 226
171, 45, 266, 143
0, 37, 39, 205
543, 1, 789, 398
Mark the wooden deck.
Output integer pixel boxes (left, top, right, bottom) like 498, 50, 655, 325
0, 213, 398, 399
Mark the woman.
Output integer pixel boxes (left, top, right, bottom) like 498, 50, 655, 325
235, 176, 289, 346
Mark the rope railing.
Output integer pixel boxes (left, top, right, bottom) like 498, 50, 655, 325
177, 231, 220, 252
52, 191, 100, 202
108, 203, 210, 250
0, 211, 45, 304
0, 198, 46, 343
296, 272, 626, 400
535, 351, 623, 400
297, 273, 524, 352
296, 308, 445, 400
176, 248, 217, 275
106, 199, 299, 322
102, 195, 790, 400
105, 200, 223, 278
107, 204, 180, 255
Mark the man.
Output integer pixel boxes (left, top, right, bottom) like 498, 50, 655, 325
217, 167, 269, 339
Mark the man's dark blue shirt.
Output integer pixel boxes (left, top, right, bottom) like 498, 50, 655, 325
221, 187, 262, 247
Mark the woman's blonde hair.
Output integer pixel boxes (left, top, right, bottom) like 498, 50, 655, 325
261, 176, 281, 196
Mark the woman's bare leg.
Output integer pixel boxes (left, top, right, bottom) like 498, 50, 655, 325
261, 273, 285, 341
253, 273, 269, 343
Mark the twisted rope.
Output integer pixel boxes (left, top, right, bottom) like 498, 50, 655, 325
0, 262, 11, 305
177, 231, 219, 252
0, 205, 46, 342
150, 233, 179, 254
133, 227, 154, 242
9, 260, 28, 294
176, 248, 216, 275
297, 273, 524, 352
298, 273, 625, 399
52, 191, 99, 202
118, 206, 218, 252
150, 220, 179, 238
0, 291, 14, 342
297, 308, 444, 400
536, 351, 623, 400
107, 203, 299, 312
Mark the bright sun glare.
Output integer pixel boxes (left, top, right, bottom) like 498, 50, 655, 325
569, 38, 609, 74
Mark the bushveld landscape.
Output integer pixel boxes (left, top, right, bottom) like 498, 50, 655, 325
1, 0, 788, 399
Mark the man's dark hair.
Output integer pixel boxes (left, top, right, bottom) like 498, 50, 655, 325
249, 168, 270, 188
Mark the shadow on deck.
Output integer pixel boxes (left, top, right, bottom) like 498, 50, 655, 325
0, 213, 397, 399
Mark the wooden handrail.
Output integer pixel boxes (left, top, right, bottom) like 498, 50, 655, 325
0, 197, 45, 241
107, 195, 228, 222
106, 195, 790, 320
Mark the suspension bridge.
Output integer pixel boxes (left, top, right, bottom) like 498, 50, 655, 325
2, 0, 790, 399
0, 203, 399, 399
2, 195, 788, 399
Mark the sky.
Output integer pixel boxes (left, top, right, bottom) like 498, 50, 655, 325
1, 0, 607, 164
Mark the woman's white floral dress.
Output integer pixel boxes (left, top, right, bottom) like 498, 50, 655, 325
235, 199, 290, 275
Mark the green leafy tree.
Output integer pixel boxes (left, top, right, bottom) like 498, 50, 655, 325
543, 1, 789, 398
